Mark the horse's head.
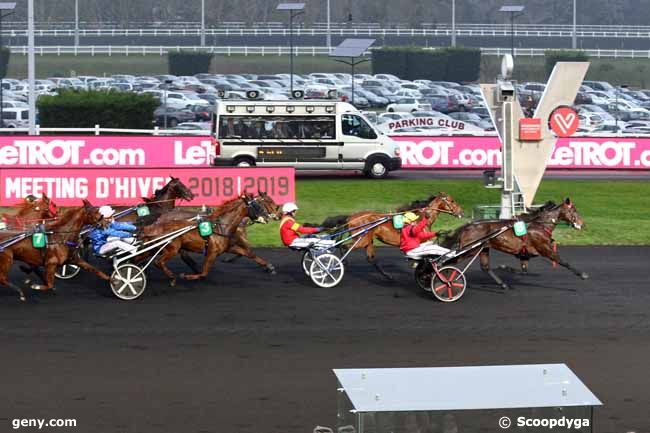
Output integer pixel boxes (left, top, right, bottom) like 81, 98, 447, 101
257, 190, 281, 220
241, 192, 271, 224
558, 197, 584, 230
81, 199, 103, 225
428, 192, 465, 218
19, 193, 57, 220
167, 176, 195, 202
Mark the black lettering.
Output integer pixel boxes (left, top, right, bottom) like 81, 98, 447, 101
278, 177, 289, 195
201, 177, 212, 197
257, 177, 268, 194
223, 177, 233, 196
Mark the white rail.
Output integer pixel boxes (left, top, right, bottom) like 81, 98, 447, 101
4, 24, 650, 38
7, 45, 650, 59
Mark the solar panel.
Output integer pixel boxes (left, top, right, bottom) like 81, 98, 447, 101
330, 38, 375, 58
499, 5, 525, 12
0, 2, 17, 10
276, 2, 305, 11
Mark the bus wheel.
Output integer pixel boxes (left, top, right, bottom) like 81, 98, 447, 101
234, 156, 256, 167
364, 157, 389, 179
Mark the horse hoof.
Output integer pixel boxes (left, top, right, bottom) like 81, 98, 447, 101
169, 279, 176, 287
501, 283, 511, 291
580, 272, 589, 280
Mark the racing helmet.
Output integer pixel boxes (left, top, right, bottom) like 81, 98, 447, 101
282, 202, 298, 214
403, 212, 419, 224
99, 205, 115, 219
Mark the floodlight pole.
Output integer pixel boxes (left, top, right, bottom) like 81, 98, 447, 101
451, 0, 456, 47
326, 0, 331, 50
28, 0, 36, 134
200, 0, 205, 47
334, 57, 370, 106
74, 0, 79, 47
572, 0, 577, 49
1, 7, 16, 128
290, 10, 294, 94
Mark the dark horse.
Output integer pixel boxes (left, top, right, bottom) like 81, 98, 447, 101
0, 200, 103, 301
142, 193, 273, 287
439, 198, 588, 290
321, 193, 465, 279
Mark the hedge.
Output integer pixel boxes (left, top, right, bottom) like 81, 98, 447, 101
37, 90, 159, 129
544, 50, 590, 77
168, 50, 213, 76
0, 46, 9, 79
371, 47, 481, 82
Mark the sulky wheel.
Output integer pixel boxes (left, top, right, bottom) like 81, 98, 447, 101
55, 263, 81, 280
414, 260, 433, 292
301, 250, 314, 276
431, 266, 467, 302
110, 264, 147, 301
309, 253, 345, 288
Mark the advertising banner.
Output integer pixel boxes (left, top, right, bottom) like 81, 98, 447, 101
0, 167, 295, 206
0, 136, 214, 168
393, 135, 650, 169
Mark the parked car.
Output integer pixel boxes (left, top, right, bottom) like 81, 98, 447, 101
1, 108, 29, 128
153, 107, 195, 127
448, 112, 483, 127
186, 104, 213, 121
386, 98, 432, 113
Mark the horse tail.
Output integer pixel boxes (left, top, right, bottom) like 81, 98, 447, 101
321, 215, 349, 229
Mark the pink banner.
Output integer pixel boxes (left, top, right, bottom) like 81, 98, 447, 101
393, 135, 650, 169
0, 136, 214, 168
0, 167, 295, 206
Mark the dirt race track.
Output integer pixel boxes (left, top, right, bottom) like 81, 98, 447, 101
0, 247, 648, 433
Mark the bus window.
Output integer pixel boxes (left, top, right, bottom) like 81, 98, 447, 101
219, 115, 335, 140
342, 114, 377, 140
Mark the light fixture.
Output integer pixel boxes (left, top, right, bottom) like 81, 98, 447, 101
325, 105, 335, 113
246, 106, 255, 113
226, 106, 235, 113
266, 106, 275, 113
306, 106, 315, 113
286, 106, 295, 113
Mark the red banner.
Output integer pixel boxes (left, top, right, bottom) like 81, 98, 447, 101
0, 167, 295, 206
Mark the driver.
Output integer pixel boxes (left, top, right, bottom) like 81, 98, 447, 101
279, 202, 325, 248
89, 206, 139, 255
400, 211, 451, 258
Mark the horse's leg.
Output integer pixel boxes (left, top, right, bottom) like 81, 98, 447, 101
498, 259, 531, 275
366, 241, 393, 280
539, 243, 589, 280
179, 250, 201, 273
0, 255, 27, 301
30, 261, 58, 292
227, 244, 276, 274
153, 244, 181, 287
180, 243, 220, 281
480, 248, 511, 290
74, 256, 110, 281
222, 254, 242, 264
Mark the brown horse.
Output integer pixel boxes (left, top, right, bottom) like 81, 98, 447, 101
115, 176, 195, 225
321, 193, 465, 279
154, 191, 281, 274
142, 193, 272, 287
438, 198, 588, 290
1, 194, 57, 230
0, 200, 103, 301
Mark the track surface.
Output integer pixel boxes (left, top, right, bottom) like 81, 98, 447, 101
1, 247, 648, 433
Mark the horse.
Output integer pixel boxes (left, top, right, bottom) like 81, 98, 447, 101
115, 176, 195, 225
142, 193, 272, 287
438, 198, 588, 290
320, 192, 465, 279
0, 200, 103, 301
1, 194, 58, 230
155, 191, 281, 274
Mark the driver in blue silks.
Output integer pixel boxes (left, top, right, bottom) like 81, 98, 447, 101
89, 206, 138, 255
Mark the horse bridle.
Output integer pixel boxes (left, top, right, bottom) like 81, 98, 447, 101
429, 195, 458, 216
242, 195, 270, 223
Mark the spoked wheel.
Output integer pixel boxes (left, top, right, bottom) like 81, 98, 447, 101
309, 253, 345, 288
301, 250, 314, 276
55, 263, 81, 280
431, 266, 466, 302
414, 260, 433, 291
110, 264, 147, 301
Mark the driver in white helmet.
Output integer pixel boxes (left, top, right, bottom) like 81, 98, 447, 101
88, 205, 139, 255
279, 202, 325, 247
